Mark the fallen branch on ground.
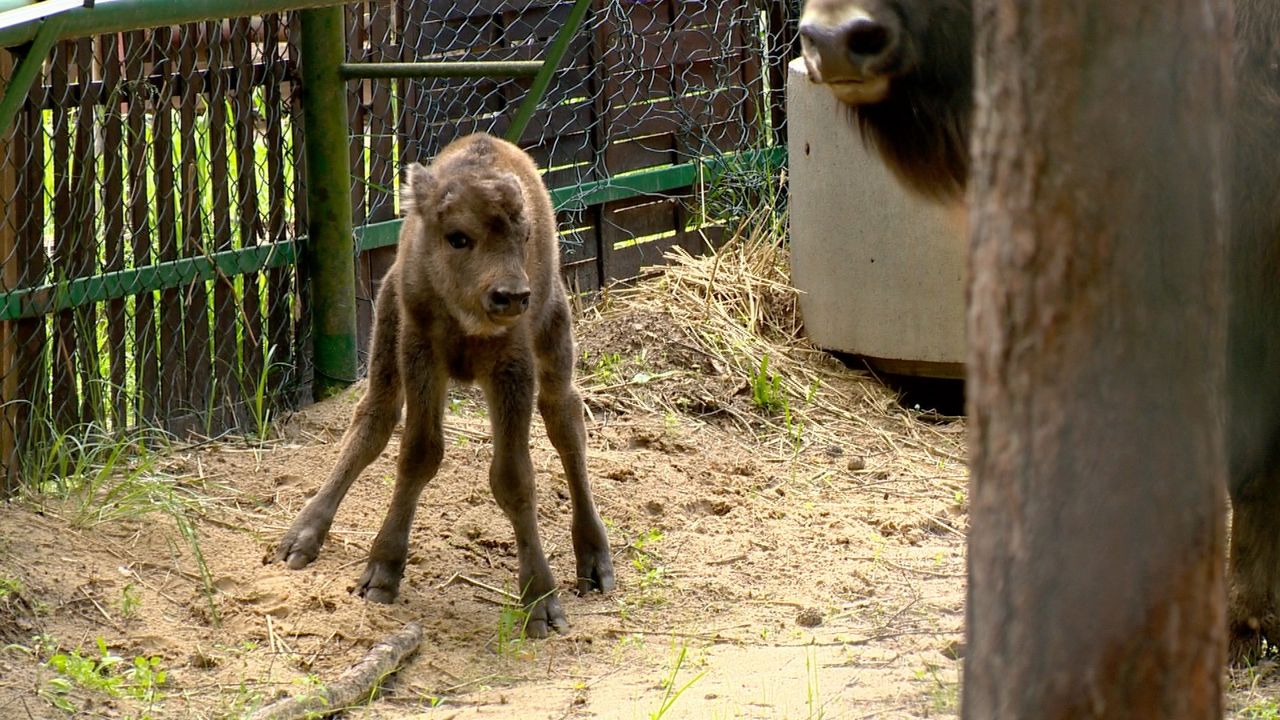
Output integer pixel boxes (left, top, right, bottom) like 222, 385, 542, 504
249, 621, 424, 720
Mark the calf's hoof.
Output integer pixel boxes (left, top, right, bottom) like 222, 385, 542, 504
275, 520, 328, 570
523, 592, 568, 639
575, 547, 616, 595
574, 520, 617, 594
355, 559, 404, 604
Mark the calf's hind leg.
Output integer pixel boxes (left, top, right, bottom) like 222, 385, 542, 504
276, 280, 403, 569
485, 357, 566, 638
536, 302, 615, 595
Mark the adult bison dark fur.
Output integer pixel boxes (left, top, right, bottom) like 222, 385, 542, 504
799, 0, 1280, 663
274, 133, 615, 637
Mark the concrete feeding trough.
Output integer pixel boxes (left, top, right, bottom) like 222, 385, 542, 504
786, 57, 966, 379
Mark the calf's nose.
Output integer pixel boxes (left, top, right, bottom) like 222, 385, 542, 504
799, 14, 895, 81
485, 286, 531, 318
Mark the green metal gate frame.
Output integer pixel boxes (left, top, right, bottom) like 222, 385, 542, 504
0, 0, 787, 401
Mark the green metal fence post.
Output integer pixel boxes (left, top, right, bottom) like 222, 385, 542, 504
299, 6, 357, 399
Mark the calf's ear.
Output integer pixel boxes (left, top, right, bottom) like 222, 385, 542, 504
400, 163, 434, 216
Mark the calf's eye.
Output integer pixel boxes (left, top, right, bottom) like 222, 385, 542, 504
445, 231, 470, 249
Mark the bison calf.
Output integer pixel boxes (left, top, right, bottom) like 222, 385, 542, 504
275, 133, 615, 636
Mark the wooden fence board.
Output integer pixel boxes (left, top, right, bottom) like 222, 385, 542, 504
418, 0, 565, 25
231, 17, 264, 418
125, 30, 159, 424
766, 0, 796, 146
605, 132, 677, 174
397, 0, 434, 167
49, 43, 78, 428
504, 2, 576, 43
354, 1, 400, 361
287, 14, 311, 397
607, 86, 747, 143
206, 22, 240, 431
600, 26, 732, 72
178, 28, 213, 430
603, 0, 671, 32
71, 37, 101, 424
265, 13, 296, 397
0, 50, 16, 485
100, 35, 128, 428
13, 65, 49, 477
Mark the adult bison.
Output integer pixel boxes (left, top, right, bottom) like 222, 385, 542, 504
798, 0, 1280, 663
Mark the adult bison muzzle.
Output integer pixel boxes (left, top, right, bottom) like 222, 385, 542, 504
274, 133, 615, 637
799, 0, 1280, 664
799, 0, 972, 202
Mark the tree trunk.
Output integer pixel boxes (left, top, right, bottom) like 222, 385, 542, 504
963, 1, 1232, 718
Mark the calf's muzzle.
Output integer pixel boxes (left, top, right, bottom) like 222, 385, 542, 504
485, 285, 532, 319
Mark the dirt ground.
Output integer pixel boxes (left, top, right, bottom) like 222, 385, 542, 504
0, 234, 1277, 719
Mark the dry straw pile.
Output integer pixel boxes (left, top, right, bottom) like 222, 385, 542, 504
574, 205, 966, 482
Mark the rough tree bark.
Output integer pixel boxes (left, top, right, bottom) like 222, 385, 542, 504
963, 1, 1233, 718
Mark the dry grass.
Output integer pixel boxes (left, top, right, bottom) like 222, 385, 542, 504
576, 206, 966, 493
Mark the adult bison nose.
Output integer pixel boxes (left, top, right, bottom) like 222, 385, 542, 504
485, 286, 531, 318
802, 15, 891, 63
799, 10, 898, 104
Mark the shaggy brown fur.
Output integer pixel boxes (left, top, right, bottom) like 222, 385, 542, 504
274, 133, 615, 637
800, 0, 1280, 664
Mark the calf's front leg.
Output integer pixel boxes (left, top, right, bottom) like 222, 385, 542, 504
356, 331, 447, 604
485, 358, 565, 638
276, 280, 403, 569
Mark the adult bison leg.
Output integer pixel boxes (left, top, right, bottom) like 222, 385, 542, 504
535, 299, 615, 595
276, 279, 404, 569
1225, 187, 1280, 665
1226, 20, 1280, 654
1226, 320, 1280, 665
485, 349, 565, 638
355, 326, 446, 604
1229, 470, 1280, 664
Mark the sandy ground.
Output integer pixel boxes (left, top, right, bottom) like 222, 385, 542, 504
0, 238, 1276, 719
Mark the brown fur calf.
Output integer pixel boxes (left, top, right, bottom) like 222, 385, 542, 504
275, 133, 615, 636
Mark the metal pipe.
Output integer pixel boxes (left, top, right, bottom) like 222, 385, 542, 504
504, 0, 591, 143
339, 60, 543, 80
0, 0, 350, 49
0, 147, 789, 318
299, 6, 357, 398
0, 13, 62, 136
0, 0, 85, 29
0, 1, 38, 14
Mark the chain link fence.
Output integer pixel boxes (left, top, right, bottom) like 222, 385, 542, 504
0, 17, 310, 487
345, 0, 799, 357
0, 0, 800, 484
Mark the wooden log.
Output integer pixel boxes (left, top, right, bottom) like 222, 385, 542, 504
249, 621, 424, 720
